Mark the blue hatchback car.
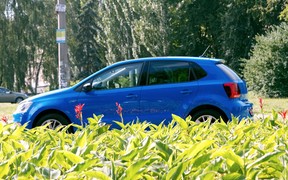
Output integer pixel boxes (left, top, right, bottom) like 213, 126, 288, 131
13, 57, 253, 131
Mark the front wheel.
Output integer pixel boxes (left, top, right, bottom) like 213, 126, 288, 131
15, 97, 24, 103
192, 109, 222, 123
35, 113, 73, 132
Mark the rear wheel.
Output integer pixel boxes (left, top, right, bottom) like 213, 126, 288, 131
192, 109, 222, 123
35, 113, 73, 133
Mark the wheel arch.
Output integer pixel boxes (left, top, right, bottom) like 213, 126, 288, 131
15, 96, 24, 103
32, 109, 72, 128
188, 105, 229, 122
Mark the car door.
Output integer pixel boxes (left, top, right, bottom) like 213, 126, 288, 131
77, 62, 143, 128
139, 60, 198, 125
0, 88, 13, 102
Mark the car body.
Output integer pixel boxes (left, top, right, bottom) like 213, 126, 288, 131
0, 87, 28, 103
13, 57, 253, 131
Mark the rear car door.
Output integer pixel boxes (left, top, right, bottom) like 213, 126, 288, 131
139, 60, 198, 125
0, 88, 13, 102
77, 62, 143, 128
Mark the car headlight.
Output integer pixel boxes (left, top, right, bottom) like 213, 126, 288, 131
15, 101, 33, 113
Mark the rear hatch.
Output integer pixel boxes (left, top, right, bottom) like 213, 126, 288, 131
216, 64, 248, 101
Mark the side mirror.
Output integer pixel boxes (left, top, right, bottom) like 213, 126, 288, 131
82, 83, 92, 92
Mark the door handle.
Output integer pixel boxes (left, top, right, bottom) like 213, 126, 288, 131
180, 90, 192, 94
126, 94, 138, 98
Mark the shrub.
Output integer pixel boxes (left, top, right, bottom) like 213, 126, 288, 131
0, 114, 287, 179
243, 23, 288, 97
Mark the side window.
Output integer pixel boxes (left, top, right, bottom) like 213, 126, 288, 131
92, 62, 143, 90
148, 61, 190, 85
191, 62, 207, 80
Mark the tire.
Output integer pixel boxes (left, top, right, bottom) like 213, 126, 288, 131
15, 97, 24, 103
35, 113, 73, 133
192, 109, 222, 123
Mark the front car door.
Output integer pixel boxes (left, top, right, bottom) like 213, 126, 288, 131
140, 60, 198, 125
77, 62, 143, 128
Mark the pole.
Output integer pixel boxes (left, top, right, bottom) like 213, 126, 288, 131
56, 0, 70, 89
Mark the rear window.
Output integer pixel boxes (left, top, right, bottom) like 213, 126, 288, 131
217, 64, 241, 81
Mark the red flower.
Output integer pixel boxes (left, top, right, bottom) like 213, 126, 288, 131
259, 98, 263, 110
116, 102, 123, 115
1, 116, 8, 124
75, 104, 85, 119
278, 110, 287, 120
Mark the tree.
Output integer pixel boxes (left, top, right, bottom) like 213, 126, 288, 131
97, 0, 170, 64
219, 0, 285, 74
244, 23, 288, 97
0, 0, 58, 93
70, 0, 105, 80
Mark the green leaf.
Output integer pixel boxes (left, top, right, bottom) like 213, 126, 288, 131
177, 140, 214, 162
211, 148, 244, 173
32, 144, 49, 166
246, 151, 284, 170
84, 171, 111, 180
121, 149, 138, 162
155, 140, 173, 162
125, 157, 151, 180
2, 141, 15, 155
212, 123, 230, 132
166, 162, 188, 180
75, 131, 87, 148
172, 114, 188, 129
138, 136, 152, 157
113, 121, 125, 129
0, 161, 9, 178
223, 172, 245, 180
67, 158, 100, 173
20, 162, 35, 177
57, 150, 84, 164
193, 153, 212, 168
39, 167, 61, 179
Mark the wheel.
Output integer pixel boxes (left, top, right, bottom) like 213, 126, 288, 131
192, 109, 222, 123
15, 97, 24, 103
35, 113, 73, 133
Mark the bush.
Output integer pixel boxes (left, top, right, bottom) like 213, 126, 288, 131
0, 114, 287, 179
244, 23, 288, 97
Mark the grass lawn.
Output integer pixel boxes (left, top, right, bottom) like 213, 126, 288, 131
0, 103, 18, 121
248, 93, 288, 114
0, 93, 287, 123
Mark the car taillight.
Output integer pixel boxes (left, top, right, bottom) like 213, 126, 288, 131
223, 82, 240, 98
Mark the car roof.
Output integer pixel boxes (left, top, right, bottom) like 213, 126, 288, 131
118, 56, 223, 64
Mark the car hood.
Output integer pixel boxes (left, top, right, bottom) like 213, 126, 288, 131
25, 87, 72, 102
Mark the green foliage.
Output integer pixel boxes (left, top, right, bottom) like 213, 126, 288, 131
0, 114, 287, 179
0, 0, 287, 93
70, 0, 105, 80
244, 23, 288, 97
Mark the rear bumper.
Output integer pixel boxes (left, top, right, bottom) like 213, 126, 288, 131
228, 101, 253, 121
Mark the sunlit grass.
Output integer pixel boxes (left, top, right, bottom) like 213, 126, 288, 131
248, 92, 288, 114
0, 103, 17, 121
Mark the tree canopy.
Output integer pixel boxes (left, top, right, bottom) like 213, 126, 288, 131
0, 0, 287, 96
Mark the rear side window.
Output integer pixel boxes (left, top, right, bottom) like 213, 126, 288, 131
148, 61, 190, 85
217, 64, 241, 81
191, 62, 207, 80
